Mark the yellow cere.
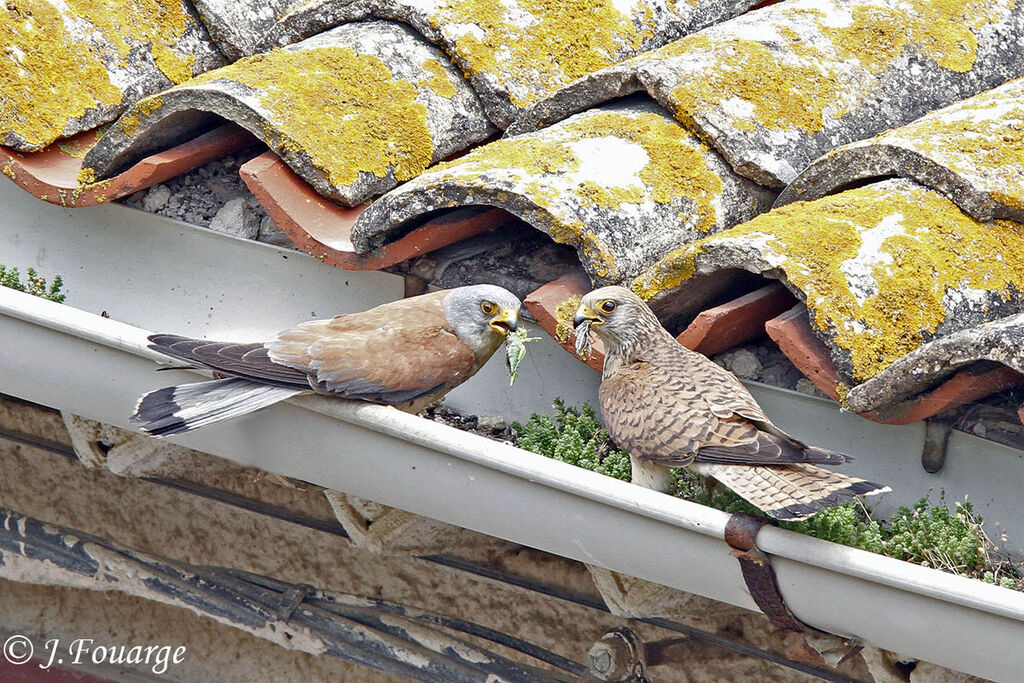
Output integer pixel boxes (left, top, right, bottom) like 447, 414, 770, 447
430, 0, 660, 108
634, 183, 1024, 382
187, 46, 434, 189
0, 0, 195, 149
428, 109, 722, 279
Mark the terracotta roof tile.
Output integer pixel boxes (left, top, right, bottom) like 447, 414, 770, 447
240, 151, 515, 269
0, 0, 225, 152
266, 0, 764, 128
0, 124, 255, 207
83, 21, 496, 206
353, 97, 775, 283
778, 76, 1024, 222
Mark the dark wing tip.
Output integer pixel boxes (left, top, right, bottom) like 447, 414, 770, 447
763, 479, 890, 521
131, 386, 188, 437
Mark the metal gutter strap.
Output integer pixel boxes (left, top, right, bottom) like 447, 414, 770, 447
724, 513, 807, 633
725, 511, 859, 649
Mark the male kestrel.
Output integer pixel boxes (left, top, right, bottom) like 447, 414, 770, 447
132, 285, 521, 436
573, 286, 888, 520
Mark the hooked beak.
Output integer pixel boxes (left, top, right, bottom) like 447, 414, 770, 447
489, 308, 518, 335
573, 305, 602, 328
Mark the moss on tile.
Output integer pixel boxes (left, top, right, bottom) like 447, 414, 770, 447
188, 46, 434, 189
635, 183, 1024, 381
430, 0, 658, 107
418, 58, 458, 98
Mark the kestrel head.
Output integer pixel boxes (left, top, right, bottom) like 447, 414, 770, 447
572, 285, 660, 352
444, 284, 521, 353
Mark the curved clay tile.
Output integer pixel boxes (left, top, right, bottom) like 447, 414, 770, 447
264, 0, 763, 128
633, 179, 1024, 392
0, 0, 225, 152
192, 0, 297, 60
0, 124, 255, 207
844, 313, 1024, 415
352, 98, 776, 284
510, 0, 1024, 188
777, 77, 1024, 222
81, 21, 496, 206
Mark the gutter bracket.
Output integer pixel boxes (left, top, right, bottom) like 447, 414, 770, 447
921, 420, 953, 474
724, 513, 811, 633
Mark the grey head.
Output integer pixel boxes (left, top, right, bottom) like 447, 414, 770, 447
443, 284, 522, 354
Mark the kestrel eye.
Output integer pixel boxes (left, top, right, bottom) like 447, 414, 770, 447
600, 300, 617, 314
481, 301, 496, 315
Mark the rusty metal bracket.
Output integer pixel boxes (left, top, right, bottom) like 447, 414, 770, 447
725, 512, 809, 633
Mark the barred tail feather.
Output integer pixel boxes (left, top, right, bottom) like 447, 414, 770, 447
694, 463, 890, 521
131, 377, 304, 436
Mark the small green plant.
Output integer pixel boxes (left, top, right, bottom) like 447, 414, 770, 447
515, 399, 1023, 589
513, 398, 631, 481
0, 265, 65, 302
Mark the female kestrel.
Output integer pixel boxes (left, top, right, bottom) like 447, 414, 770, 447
133, 285, 521, 436
573, 286, 888, 520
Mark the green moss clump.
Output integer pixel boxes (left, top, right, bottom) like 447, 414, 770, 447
515, 400, 1022, 589
514, 398, 630, 481
0, 265, 65, 302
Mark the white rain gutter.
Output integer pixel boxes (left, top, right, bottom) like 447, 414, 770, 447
3, 185, 1024, 680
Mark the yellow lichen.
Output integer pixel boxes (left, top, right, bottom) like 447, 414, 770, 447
554, 295, 583, 342
430, 0, 659, 107
820, 0, 1006, 74
432, 136, 579, 177
631, 243, 701, 301
2, 163, 15, 180
427, 107, 724, 279
665, 34, 842, 134
1, 0, 122, 148
418, 59, 458, 98
875, 86, 1024, 207
188, 47, 435, 188
639, 183, 1024, 380
564, 110, 723, 231
116, 96, 163, 138
76, 166, 96, 186
577, 180, 645, 209
1, 0, 196, 149
65, 0, 196, 83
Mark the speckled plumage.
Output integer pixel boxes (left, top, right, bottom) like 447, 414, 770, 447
574, 286, 888, 520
